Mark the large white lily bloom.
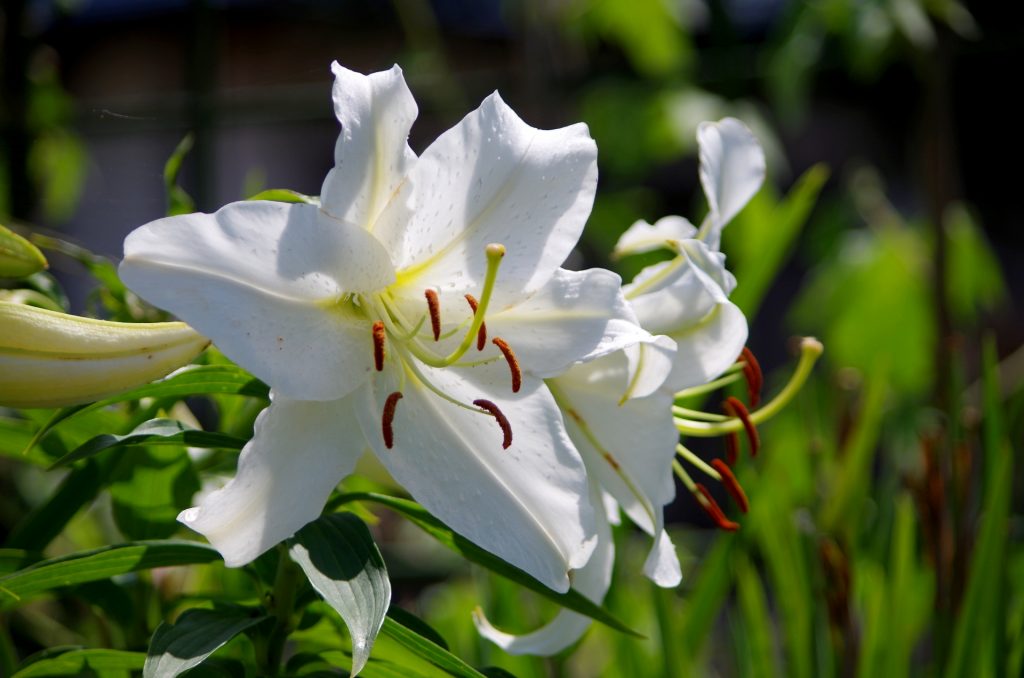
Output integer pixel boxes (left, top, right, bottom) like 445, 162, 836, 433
120, 63, 651, 593
616, 117, 765, 392
476, 118, 765, 654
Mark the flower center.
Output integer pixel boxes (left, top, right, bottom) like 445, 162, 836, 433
359, 243, 523, 451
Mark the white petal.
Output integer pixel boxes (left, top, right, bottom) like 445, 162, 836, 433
355, 362, 596, 593
320, 63, 418, 231
551, 354, 677, 537
665, 299, 748, 391
120, 201, 391, 401
474, 482, 614, 655
697, 117, 766, 249
551, 355, 682, 587
622, 334, 680, 399
486, 268, 652, 378
613, 215, 697, 258
178, 393, 364, 566
644, 529, 682, 587
377, 92, 597, 300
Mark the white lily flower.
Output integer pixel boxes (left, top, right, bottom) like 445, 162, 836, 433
119, 63, 651, 593
616, 117, 765, 392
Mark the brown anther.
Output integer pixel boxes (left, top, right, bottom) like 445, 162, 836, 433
711, 458, 749, 513
464, 294, 487, 350
473, 398, 513, 449
695, 483, 740, 531
491, 337, 522, 393
723, 396, 760, 457
372, 321, 386, 372
424, 289, 442, 341
382, 392, 403, 449
738, 346, 763, 407
724, 431, 740, 467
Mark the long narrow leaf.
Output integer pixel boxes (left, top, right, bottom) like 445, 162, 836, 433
332, 492, 642, 638
13, 649, 146, 677
379, 615, 486, 678
0, 540, 219, 606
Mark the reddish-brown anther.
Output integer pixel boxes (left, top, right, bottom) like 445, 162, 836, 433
711, 458, 749, 513
382, 391, 403, 449
425, 289, 442, 341
491, 337, 522, 393
695, 483, 740, 531
724, 431, 739, 466
464, 294, 487, 350
739, 346, 763, 407
473, 398, 513, 449
724, 396, 760, 457
372, 321, 386, 372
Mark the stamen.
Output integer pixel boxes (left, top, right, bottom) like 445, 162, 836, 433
723, 396, 760, 457
695, 483, 740, 531
724, 431, 740, 466
372, 321, 386, 372
425, 289, 442, 341
382, 391, 403, 449
491, 337, 522, 393
739, 346, 763, 407
473, 398, 512, 449
465, 294, 487, 350
711, 459, 749, 513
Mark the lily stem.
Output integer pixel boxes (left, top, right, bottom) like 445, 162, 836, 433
262, 545, 302, 677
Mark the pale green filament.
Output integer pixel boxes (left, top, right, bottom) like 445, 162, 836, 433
671, 459, 699, 494
675, 337, 824, 436
676, 443, 722, 481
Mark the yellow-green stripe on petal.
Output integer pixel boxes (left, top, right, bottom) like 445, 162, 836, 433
0, 301, 210, 408
0, 224, 48, 279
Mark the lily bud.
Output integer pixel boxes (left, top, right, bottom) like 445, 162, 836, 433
0, 224, 48, 279
0, 301, 209, 408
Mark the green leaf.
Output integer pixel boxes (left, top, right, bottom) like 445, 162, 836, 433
13, 649, 145, 677
4, 459, 107, 551
0, 549, 38, 575
144, 607, 268, 678
165, 134, 196, 216
379, 615, 487, 678
49, 418, 246, 469
289, 513, 391, 675
332, 492, 643, 638
0, 540, 219, 607
944, 336, 1013, 678
24, 364, 267, 455
110, 444, 201, 540
248, 188, 320, 205
0, 223, 48, 278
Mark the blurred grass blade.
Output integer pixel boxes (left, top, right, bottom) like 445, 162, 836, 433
144, 608, 268, 678
0, 223, 48, 279
4, 459, 107, 551
727, 163, 828, 317
49, 418, 246, 469
0, 549, 38, 576
332, 492, 643, 638
735, 555, 777, 678
13, 649, 146, 677
290, 513, 391, 675
944, 336, 1013, 678
165, 133, 195, 216
248, 188, 320, 204
24, 364, 267, 455
379, 615, 486, 678
0, 540, 219, 607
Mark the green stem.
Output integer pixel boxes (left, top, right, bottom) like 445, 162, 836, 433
263, 546, 302, 677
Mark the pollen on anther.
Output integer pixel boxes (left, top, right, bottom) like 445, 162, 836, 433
724, 396, 760, 457
372, 321, 386, 371
473, 398, 513, 449
425, 289, 442, 341
382, 392, 403, 449
739, 347, 763, 407
724, 432, 739, 467
694, 483, 740, 531
492, 337, 522, 393
465, 294, 487, 350
711, 458, 749, 513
